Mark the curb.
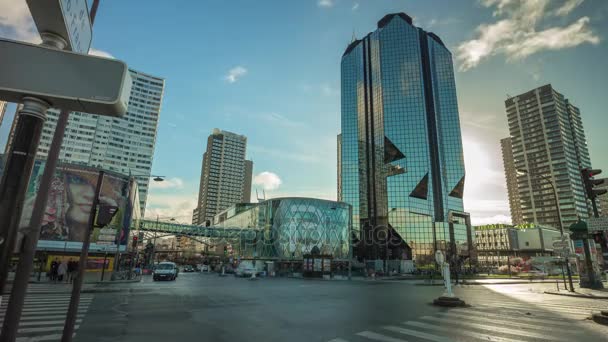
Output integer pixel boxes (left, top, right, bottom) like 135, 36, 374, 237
544, 291, 608, 300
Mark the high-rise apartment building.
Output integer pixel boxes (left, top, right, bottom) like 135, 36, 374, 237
339, 13, 472, 265
5, 69, 164, 214
501, 137, 524, 225
503, 84, 592, 228
192, 129, 253, 226
0, 101, 6, 128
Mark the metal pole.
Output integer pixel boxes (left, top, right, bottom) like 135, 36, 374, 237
348, 205, 352, 281
0, 104, 70, 342
0, 96, 51, 305
540, 173, 574, 292
582, 238, 599, 289
100, 253, 107, 281
61, 171, 104, 342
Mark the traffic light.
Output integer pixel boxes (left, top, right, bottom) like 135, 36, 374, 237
95, 205, 119, 227
132, 235, 138, 249
581, 168, 607, 199
223, 246, 228, 255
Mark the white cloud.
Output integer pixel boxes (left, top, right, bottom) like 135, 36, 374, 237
224, 66, 248, 83
555, 0, 584, 16
0, 0, 40, 43
352, 3, 359, 11
253, 172, 282, 191
149, 177, 185, 190
89, 47, 114, 58
144, 192, 197, 222
321, 84, 337, 96
471, 214, 513, 226
318, 0, 335, 8
458, 0, 598, 71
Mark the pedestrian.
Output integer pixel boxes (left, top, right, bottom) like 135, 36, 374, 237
58, 260, 67, 282
50, 259, 59, 282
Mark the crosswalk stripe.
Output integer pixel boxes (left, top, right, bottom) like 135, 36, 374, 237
16, 333, 68, 342
403, 321, 520, 342
420, 316, 568, 341
6, 304, 89, 313
382, 325, 449, 342
16, 319, 82, 327
434, 311, 576, 334
0, 314, 84, 322
452, 308, 581, 325
356, 331, 408, 342
1, 299, 93, 307
479, 300, 600, 312
476, 302, 590, 315
476, 304, 589, 317
18, 324, 79, 334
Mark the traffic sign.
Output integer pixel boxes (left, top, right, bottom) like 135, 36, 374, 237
0, 39, 131, 117
552, 241, 570, 248
435, 250, 445, 265
26, 0, 92, 54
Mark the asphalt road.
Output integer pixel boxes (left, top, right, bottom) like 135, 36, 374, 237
73, 273, 608, 342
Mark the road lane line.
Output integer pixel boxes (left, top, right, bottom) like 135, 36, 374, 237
403, 321, 520, 342
420, 316, 568, 341
356, 331, 409, 342
382, 325, 451, 342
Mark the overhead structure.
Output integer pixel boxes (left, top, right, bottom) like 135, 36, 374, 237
138, 219, 260, 240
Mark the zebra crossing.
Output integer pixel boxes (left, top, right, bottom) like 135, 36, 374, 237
327, 298, 608, 342
0, 292, 94, 341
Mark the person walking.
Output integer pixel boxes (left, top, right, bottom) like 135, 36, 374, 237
57, 260, 68, 282
50, 259, 59, 282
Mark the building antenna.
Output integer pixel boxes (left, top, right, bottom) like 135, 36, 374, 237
351, 30, 357, 43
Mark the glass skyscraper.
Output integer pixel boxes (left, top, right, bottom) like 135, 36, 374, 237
339, 13, 472, 266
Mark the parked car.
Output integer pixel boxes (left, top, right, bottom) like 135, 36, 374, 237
183, 265, 195, 273
200, 264, 209, 272
153, 262, 179, 281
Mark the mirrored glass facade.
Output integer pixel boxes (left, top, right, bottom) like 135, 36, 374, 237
214, 198, 350, 260
339, 13, 472, 265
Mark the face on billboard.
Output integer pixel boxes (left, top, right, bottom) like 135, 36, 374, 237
19, 162, 130, 245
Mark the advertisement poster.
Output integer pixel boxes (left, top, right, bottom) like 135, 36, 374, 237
322, 258, 331, 272
313, 258, 322, 272
18, 161, 135, 252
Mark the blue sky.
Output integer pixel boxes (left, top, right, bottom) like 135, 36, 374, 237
1, 0, 607, 224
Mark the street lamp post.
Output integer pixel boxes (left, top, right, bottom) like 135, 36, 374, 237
517, 169, 574, 292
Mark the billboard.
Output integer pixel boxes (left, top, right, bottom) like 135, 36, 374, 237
18, 161, 137, 252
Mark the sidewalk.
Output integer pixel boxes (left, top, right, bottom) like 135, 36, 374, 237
545, 285, 608, 299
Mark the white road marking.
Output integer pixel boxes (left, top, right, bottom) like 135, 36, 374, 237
356, 331, 409, 342
382, 325, 451, 342
403, 321, 521, 342
420, 316, 569, 341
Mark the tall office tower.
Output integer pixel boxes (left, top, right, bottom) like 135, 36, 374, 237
339, 13, 471, 265
337, 133, 342, 201
0, 101, 6, 128
503, 84, 593, 228
5, 69, 164, 214
501, 137, 524, 225
192, 129, 253, 226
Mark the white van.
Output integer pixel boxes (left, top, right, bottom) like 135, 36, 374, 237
153, 262, 179, 281
235, 260, 264, 277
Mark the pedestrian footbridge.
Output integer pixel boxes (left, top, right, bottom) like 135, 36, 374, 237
138, 219, 260, 240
